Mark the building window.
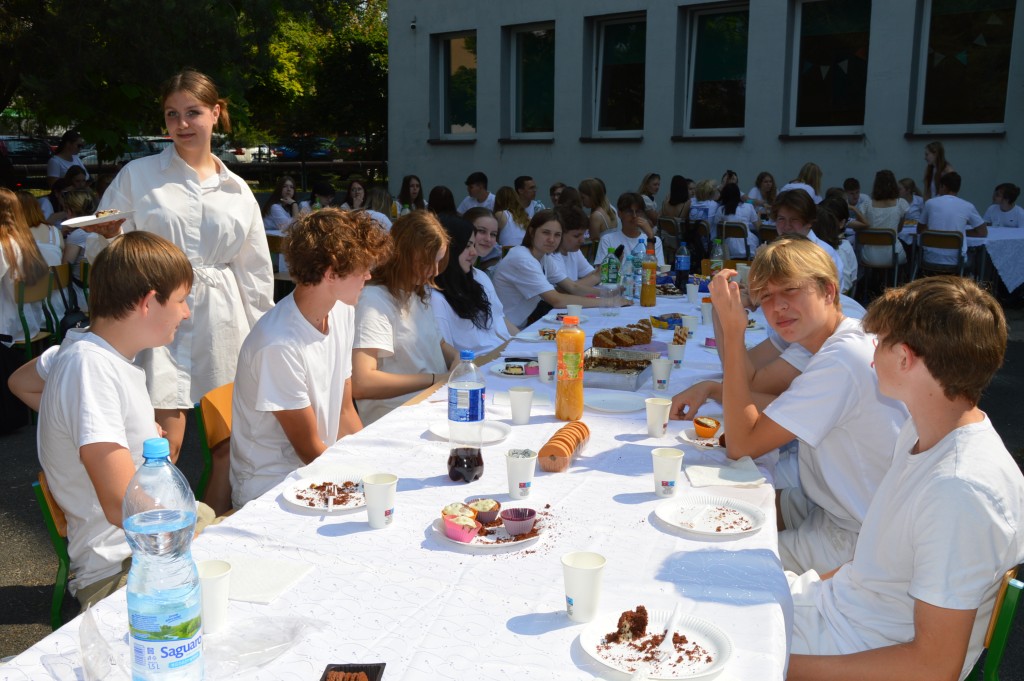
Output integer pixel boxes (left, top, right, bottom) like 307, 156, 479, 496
512, 26, 555, 135
441, 33, 478, 135
687, 7, 749, 131
792, 0, 871, 129
918, 0, 1016, 129
595, 16, 646, 133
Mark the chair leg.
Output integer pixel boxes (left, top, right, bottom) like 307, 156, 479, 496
51, 560, 68, 630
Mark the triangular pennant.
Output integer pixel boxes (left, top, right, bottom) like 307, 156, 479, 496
838, 59, 849, 74
820, 65, 830, 79
956, 50, 968, 65
987, 13, 1003, 25
974, 33, 987, 47
933, 52, 945, 66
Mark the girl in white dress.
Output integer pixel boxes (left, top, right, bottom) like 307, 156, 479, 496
0, 188, 49, 347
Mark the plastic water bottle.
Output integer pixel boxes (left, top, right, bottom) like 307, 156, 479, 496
123, 438, 202, 681
709, 239, 725, 275
674, 243, 691, 290
600, 248, 620, 284
631, 239, 646, 302
447, 350, 485, 482
621, 255, 635, 299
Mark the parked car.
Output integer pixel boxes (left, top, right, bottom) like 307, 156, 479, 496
216, 141, 273, 164
115, 136, 163, 164
272, 137, 336, 161
0, 135, 52, 189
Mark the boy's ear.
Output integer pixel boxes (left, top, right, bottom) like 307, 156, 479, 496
137, 290, 159, 316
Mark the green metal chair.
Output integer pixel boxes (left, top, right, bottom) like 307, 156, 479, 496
32, 472, 70, 631
966, 565, 1022, 681
14, 270, 55, 359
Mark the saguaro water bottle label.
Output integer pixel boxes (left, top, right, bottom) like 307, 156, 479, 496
130, 607, 202, 675
448, 387, 485, 422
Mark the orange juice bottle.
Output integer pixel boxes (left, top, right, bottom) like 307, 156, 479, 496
640, 245, 658, 307
555, 316, 585, 421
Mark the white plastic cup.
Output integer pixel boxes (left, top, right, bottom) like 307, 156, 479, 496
566, 304, 583, 318
701, 301, 714, 326
682, 315, 699, 338
686, 283, 699, 304
561, 551, 606, 623
736, 263, 751, 285
645, 397, 672, 438
651, 448, 685, 496
508, 387, 534, 425
363, 473, 398, 529
537, 351, 557, 383
197, 559, 231, 635
668, 343, 685, 370
506, 449, 539, 499
651, 358, 672, 392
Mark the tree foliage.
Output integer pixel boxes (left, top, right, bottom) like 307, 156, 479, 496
1, 0, 388, 158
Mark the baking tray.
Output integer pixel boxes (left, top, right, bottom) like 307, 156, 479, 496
582, 347, 657, 391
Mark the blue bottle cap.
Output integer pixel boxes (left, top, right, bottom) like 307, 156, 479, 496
460, 350, 475, 361
142, 437, 171, 460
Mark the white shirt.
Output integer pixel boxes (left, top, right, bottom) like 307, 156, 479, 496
263, 203, 295, 230
596, 230, 666, 266
353, 284, 447, 425
362, 209, 393, 231
86, 146, 274, 408
688, 200, 719, 226
778, 182, 822, 204
905, 195, 925, 222
807, 230, 844, 286
498, 211, 528, 248
430, 268, 510, 355
524, 199, 544, 218
492, 246, 556, 328
230, 295, 353, 508
715, 203, 761, 259
920, 194, 985, 265
457, 192, 496, 214
983, 204, 1024, 228
47, 155, 89, 181
553, 250, 596, 283
38, 331, 157, 595
815, 417, 1024, 681
764, 318, 908, 533
0, 241, 45, 345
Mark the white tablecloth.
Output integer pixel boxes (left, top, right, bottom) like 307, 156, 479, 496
895, 225, 1024, 291
3, 296, 791, 681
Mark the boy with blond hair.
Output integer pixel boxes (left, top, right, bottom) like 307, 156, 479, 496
788, 276, 1024, 681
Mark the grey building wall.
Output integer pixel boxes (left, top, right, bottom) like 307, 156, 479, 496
388, 1, 1024, 211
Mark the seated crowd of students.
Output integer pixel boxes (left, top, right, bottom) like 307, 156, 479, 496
4, 155, 1023, 681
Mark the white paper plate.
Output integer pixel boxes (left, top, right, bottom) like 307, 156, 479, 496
580, 608, 733, 679
512, 331, 555, 343
428, 420, 512, 444
583, 390, 646, 413
430, 516, 542, 550
62, 211, 134, 229
542, 312, 590, 324
490, 362, 536, 379
655, 494, 766, 537
678, 428, 724, 450
282, 479, 365, 513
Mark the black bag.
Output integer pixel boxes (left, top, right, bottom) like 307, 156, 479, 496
55, 270, 89, 338
0, 339, 29, 433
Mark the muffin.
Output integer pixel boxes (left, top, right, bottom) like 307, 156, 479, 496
693, 416, 720, 439
443, 514, 482, 543
468, 498, 501, 523
441, 502, 477, 521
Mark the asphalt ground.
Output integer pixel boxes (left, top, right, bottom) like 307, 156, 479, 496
2, 310, 1023, 677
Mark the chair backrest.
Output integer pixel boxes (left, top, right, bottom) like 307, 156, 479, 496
919, 230, 964, 252
970, 566, 1022, 681
18, 270, 52, 305
198, 382, 234, 451
758, 226, 778, 244
720, 222, 751, 259
856, 229, 898, 248
657, 217, 681, 237
266, 234, 287, 255
35, 471, 68, 538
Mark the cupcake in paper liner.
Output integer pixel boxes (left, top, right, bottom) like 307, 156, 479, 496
468, 498, 501, 523
443, 514, 482, 543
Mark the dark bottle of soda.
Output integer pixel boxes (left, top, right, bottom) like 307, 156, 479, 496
447, 447, 484, 483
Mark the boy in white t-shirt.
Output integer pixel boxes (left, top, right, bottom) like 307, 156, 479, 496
230, 209, 392, 508
788, 276, 1024, 681
983, 182, 1024, 228
13, 232, 199, 609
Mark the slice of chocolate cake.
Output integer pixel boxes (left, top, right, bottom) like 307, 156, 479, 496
605, 605, 649, 644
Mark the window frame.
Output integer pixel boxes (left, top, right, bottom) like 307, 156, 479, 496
591, 13, 647, 138
785, 0, 870, 136
910, 0, 1014, 135
508, 22, 556, 140
436, 31, 479, 140
683, 3, 749, 138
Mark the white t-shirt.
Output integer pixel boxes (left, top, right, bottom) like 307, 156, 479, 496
983, 204, 1024, 228
524, 199, 544, 218
715, 203, 761, 259
770, 295, 866, 371
764, 318, 908, 534
811, 417, 1024, 680
492, 246, 556, 328
353, 284, 447, 425
47, 155, 89, 181
904, 194, 924, 222
806, 230, 844, 286
230, 295, 353, 508
688, 200, 719, 226
38, 331, 157, 595
596, 230, 666, 266
498, 211, 527, 248
0, 241, 45, 345
457, 192, 496, 214
778, 182, 822, 204
262, 203, 294, 230
555, 250, 596, 283
430, 268, 510, 355
920, 195, 985, 265
837, 239, 857, 294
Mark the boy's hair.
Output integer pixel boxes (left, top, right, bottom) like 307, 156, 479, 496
514, 176, 533, 191
748, 234, 840, 310
465, 171, 487, 187
939, 171, 962, 194
842, 177, 860, 191
863, 276, 1006, 405
90, 232, 194, 320
285, 208, 392, 286
554, 204, 588, 233
616, 191, 644, 212
996, 182, 1020, 204
770, 189, 817, 223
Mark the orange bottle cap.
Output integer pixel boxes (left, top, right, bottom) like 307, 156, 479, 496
561, 315, 579, 325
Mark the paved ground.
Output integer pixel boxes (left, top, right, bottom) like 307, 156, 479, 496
2, 309, 1023, 677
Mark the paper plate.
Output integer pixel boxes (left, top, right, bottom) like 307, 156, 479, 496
428, 420, 512, 444
583, 390, 646, 413
655, 494, 766, 537
62, 211, 134, 228
542, 313, 590, 324
490, 362, 536, 379
430, 516, 542, 551
282, 479, 365, 513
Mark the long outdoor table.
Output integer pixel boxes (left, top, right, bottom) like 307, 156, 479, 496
3, 295, 792, 681
894, 225, 1024, 291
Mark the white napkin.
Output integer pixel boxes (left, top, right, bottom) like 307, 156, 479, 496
227, 555, 313, 604
684, 456, 767, 488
